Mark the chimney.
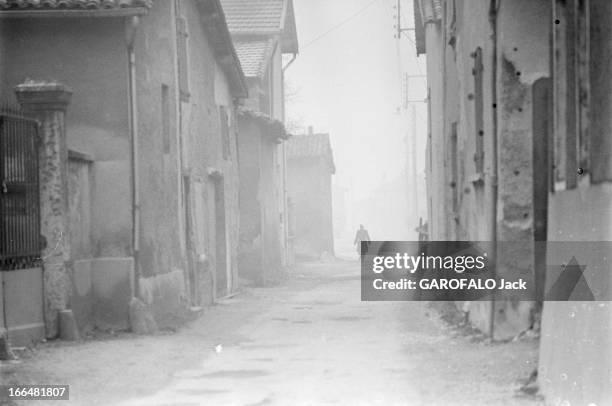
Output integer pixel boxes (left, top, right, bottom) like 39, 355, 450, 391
308, 126, 313, 135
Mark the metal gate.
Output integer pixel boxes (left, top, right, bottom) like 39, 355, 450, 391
0, 105, 41, 271
0, 105, 44, 346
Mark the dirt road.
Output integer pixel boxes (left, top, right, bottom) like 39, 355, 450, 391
2, 260, 541, 406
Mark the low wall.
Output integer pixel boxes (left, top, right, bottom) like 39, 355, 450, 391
139, 268, 187, 328
72, 257, 134, 332
2, 267, 44, 346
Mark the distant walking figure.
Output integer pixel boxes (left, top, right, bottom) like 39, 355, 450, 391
354, 224, 371, 255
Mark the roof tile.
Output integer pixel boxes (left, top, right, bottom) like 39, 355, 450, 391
234, 38, 274, 77
0, 0, 152, 10
220, 0, 284, 34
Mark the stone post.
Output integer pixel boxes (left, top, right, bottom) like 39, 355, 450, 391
15, 82, 73, 339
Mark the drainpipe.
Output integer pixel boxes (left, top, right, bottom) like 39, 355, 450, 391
126, 16, 141, 299
488, 0, 500, 340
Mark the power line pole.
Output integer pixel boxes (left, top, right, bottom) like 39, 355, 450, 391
395, 0, 415, 39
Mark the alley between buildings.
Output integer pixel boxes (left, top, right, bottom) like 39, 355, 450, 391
3, 260, 540, 406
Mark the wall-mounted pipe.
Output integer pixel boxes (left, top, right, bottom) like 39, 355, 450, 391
126, 16, 141, 299
488, 0, 500, 340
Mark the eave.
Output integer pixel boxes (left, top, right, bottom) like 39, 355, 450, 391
197, 0, 248, 99
0, 7, 148, 17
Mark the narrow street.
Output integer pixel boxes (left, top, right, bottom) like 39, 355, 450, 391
5, 260, 541, 406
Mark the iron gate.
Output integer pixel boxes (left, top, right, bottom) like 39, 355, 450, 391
0, 105, 41, 270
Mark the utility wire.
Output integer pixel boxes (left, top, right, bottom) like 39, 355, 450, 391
301, 0, 381, 50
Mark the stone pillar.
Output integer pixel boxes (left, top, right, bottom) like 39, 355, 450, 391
15, 82, 73, 339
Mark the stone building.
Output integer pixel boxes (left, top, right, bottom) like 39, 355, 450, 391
415, 0, 612, 403
287, 129, 335, 260
414, 0, 550, 339
0, 0, 247, 344
220, 0, 299, 283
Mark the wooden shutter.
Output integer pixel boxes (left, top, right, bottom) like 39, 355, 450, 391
589, 0, 612, 182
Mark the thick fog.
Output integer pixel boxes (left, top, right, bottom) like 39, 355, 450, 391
286, 0, 428, 245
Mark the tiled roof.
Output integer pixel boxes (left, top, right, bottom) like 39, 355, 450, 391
287, 133, 335, 173
0, 0, 152, 10
220, 0, 284, 34
234, 39, 274, 78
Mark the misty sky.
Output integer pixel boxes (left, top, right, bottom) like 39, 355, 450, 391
286, 0, 427, 204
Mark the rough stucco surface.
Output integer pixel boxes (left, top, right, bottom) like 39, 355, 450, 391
33, 107, 72, 338
184, 0, 240, 298
130, 0, 243, 317
134, 0, 182, 286
2, 0, 243, 332
3, 18, 135, 334
237, 119, 284, 284
424, 0, 550, 339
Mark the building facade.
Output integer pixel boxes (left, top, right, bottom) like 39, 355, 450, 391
221, 0, 299, 283
415, 0, 550, 339
415, 0, 611, 403
287, 129, 335, 260
0, 0, 246, 343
